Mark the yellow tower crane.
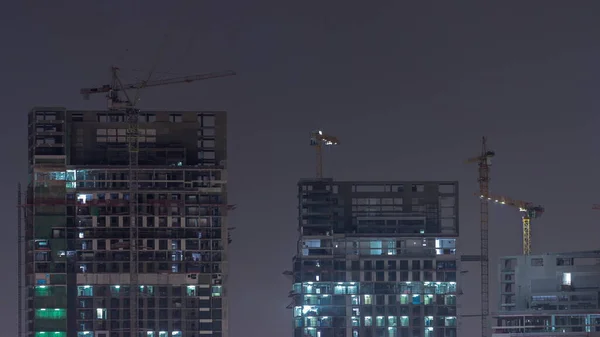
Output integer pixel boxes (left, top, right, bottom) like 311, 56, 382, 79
480, 193, 545, 255
310, 130, 339, 178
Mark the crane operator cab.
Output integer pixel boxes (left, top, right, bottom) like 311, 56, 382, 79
310, 130, 321, 146
525, 206, 545, 219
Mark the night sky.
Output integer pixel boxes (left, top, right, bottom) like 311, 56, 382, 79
3, 1, 600, 337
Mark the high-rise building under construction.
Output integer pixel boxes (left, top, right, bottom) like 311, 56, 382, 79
22, 107, 230, 337
288, 179, 460, 337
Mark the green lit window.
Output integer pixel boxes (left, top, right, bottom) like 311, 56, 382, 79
212, 286, 222, 297
35, 332, 66, 337
445, 317, 457, 327
77, 332, 93, 337
77, 286, 93, 297
140, 285, 154, 295
433, 282, 457, 294
110, 285, 121, 295
35, 286, 51, 296
444, 295, 456, 305
35, 309, 66, 319
186, 286, 196, 297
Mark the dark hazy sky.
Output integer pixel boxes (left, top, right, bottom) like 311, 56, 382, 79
3, 1, 600, 337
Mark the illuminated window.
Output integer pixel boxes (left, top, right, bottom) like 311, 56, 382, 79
96, 308, 106, 320
445, 317, 457, 327
35, 309, 66, 319
212, 286, 222, 297
35, 286, 51, 296
110, 285, 121, 295
76, 286, 93, 297
186, 286, 197, 297
369, 241, 382, 255
35, 332, 66, 337
562, 272, 572, 286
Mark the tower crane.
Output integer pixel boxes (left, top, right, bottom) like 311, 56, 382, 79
465, 137, 495, 337
81, 66, 236, 337
310, 130, 339, 178
479, 193, 544, 255
80, 67, 237, 106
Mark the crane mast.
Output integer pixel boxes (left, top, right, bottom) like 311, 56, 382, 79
81, 66, 236, 337
17, 183, 23, 337
466, 137, 495, 337
127, 106, 140, 337
108, 67, 141, 337
481, 193, 544, 255
310, 130, 339, 178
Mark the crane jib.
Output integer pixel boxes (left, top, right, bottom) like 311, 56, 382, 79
80, 70, 237, 97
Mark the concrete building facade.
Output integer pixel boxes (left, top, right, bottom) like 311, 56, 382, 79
289, 179, 460, 337
25, 107, 230, 337
492, 251, 600, 336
